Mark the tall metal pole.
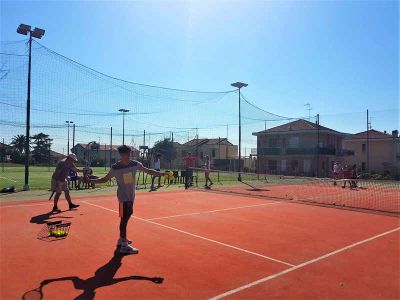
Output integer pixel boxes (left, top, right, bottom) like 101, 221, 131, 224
195, 128, 199, 160
218, 137, 221, 181
72, 123, 75, 154
122, 112, 125, 145
109, 127, 113, 169
2, 138, 5, 172
366, 109, 369, 174
316, 114, 320, 177
67, 122, 70, 155
238, 88, 242, 180
23, 34, 32, 190
104, 143, 107, 171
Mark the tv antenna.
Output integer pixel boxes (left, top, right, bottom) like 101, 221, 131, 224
304, 103, 312, 121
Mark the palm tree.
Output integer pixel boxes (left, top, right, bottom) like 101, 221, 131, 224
11, 134, 26, 153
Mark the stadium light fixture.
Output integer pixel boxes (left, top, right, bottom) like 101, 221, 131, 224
17, 24, 31, 35
118, 109, 130, 145
32, 27, 45, 39
230, 81, 248, 182
17, 24, 46, 191
231, 82, 248, 89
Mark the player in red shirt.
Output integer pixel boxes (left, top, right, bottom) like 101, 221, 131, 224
182, 152, 196, 189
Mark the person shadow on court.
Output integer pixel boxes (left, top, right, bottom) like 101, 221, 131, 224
23, 248, 163, 300
30, 210, 72, 225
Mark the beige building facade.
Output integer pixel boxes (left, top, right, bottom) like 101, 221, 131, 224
343, 130, 399, 176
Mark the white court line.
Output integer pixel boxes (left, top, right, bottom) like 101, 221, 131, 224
147, 202, 279, 221
209, 226, 400, 300
82, 200, 295, 267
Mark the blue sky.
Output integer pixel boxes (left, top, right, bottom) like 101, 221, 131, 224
1, 0, 398, 151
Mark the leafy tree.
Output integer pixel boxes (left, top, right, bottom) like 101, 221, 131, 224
151, 138, 177, 164
10, 150, 24, 164
10, 134, 26, 153
31, 133, 52, 164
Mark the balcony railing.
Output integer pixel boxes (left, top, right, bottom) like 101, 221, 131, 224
259, 147, 337, 156
285, 147, 336, 155
260, 147, 281, 155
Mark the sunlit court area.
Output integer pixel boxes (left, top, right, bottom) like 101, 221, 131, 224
1, 1, 399, 300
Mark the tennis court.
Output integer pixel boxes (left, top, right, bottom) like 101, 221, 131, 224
1, 185, 399, 300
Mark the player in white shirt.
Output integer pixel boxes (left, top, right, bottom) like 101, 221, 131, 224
332, 161, 340, 185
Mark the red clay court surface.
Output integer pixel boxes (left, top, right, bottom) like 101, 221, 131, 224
1, 190, 399, 299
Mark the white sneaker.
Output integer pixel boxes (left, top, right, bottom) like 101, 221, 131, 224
117, 237, 132, 246
120, 244, 139, 254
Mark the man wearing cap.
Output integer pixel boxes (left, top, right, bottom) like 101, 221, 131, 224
51, 153, 82, 212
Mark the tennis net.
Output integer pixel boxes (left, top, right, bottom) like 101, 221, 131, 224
190, 168, 400, 215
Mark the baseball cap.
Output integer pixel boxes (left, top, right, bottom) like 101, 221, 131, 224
68, 153, 78, 162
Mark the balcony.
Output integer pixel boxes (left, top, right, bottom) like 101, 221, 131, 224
339, 149, 355, 156
260, 147, 281, 155
259, 147, 338, 156
285, 147, 336, 155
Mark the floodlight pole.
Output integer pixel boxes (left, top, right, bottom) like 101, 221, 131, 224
119, 109, 129, 145
66, 121, 73, 155
23, 34, 32, 190
72, 123, 76, 154
231, 82, 248, 181
17, 24, 45, 191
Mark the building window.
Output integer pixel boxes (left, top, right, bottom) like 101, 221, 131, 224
268, 160, 277, 171
288, 136, 299, 148
269, 138, 278, 147
291, 160, 299, 172
362, 162, 366, 171
212, 149, 216, 158
281, 160, 286, 171
304, 160, 311, 172
362, 144, 366, 152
